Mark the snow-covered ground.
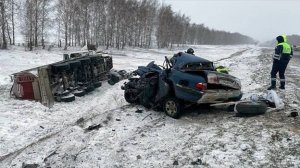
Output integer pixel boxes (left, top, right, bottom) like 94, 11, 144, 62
0, 45, 299, 167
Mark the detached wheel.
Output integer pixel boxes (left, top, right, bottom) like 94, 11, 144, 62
163, 97, 182, 119
235, 101, 267, 116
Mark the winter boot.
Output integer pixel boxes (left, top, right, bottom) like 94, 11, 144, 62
279, 81, 285, 90
267, 80, 276, 90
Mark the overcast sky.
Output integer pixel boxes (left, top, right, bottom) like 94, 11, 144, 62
163, 0, 300, 42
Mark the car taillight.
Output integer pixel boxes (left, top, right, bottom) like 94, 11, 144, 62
207, 73, 219, 84
195, 82, 207, 91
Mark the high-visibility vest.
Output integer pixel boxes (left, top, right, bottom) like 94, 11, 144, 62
278, 35, 291, 54
278, 42, 291, 54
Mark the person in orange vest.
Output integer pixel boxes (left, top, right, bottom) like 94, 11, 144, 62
267, 35, 293, 90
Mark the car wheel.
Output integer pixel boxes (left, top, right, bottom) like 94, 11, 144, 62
124, 89, 138, 104
235, 101, 267, 116
164, 97, 182, 119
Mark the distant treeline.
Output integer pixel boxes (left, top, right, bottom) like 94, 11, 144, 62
261, 35, 300, 47
0, 0, 255, 50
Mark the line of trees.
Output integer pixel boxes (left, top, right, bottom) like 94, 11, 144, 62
0, 0, 256, 50
0, 0, 17, 49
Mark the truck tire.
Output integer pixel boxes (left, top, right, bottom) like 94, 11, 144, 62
93, 81, 102, 88
61, 94, 75, 102
84, 85, 95, 93
163, 97, 182, 119
73, 90, 85, 97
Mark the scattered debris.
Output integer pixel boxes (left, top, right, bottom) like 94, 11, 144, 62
289, 111, 299, 117
191, 158, 202, 165
76, 117, 84, 124
240, 144, 250, 151
135, 108, 143, 113
85, 124, 102, 132
173, 160, 179, 165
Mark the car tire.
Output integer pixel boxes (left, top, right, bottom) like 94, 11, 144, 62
235, 101, 267, 116
163, 97, 182, 119
124, 89, 138, 104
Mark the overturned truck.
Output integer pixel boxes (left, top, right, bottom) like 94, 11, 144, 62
10, 51, 113, 107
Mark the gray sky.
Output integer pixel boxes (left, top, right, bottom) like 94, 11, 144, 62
163, 0, 300, 42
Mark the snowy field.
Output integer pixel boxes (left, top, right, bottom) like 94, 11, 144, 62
0, 45, 299, 167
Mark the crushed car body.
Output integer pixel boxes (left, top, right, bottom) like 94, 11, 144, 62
122, 52, 243, 118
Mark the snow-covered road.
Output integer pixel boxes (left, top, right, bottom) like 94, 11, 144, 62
0, 46, 299, 167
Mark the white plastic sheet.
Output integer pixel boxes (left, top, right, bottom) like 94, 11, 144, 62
266, 90, 284, 109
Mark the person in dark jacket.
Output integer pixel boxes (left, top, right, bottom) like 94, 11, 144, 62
186, 48, 194, 55
268, 35, 293, 90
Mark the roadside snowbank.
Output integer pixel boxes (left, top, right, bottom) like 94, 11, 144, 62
0, 45, 299, 168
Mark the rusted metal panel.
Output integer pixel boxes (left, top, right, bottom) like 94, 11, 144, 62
38, 67, 54, 107
32, 78, 41, 101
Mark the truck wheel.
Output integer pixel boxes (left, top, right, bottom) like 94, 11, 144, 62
73, 90, 85, 97
124, 89, 138, 104
84, 85, 95, 93
163, 97, 182, 119
93, 81, 102, 88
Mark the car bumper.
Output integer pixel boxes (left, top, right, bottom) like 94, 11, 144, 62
197, 89, 242, 104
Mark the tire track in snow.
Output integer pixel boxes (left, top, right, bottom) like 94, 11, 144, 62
0, 105, 130, 164
214, 48, 250, 62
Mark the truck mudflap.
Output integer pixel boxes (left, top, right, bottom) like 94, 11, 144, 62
197, 89, 242, 104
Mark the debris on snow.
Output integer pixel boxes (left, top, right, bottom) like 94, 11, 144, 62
85, 124, 102, 132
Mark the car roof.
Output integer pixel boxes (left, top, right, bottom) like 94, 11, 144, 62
172, 52, 213, 69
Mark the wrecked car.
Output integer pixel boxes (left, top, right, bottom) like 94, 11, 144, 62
122, 52, 243, 118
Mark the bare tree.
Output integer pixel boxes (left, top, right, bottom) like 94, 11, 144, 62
0, 0, 7, 49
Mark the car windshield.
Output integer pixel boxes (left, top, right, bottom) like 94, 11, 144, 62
181, 62, 214, 71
